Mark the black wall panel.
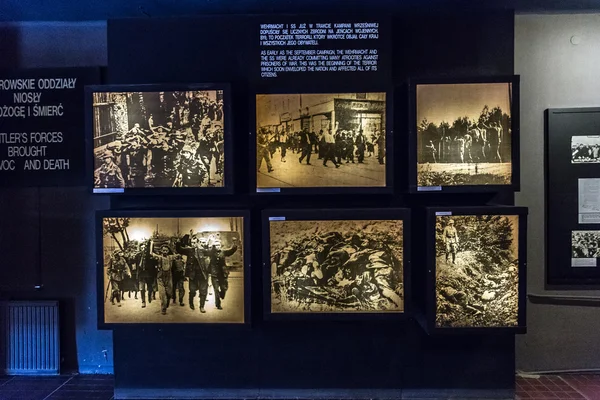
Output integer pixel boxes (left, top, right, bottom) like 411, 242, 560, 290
107, 10, 515, 395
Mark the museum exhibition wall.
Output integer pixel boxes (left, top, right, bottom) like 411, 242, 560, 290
515, 13, 600, 372
0, 5, 598, 397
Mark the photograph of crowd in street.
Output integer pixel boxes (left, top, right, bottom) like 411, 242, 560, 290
92, 89, 225, 190
572, 230, 600, 259
101, 217, 244, 324
256, 93, 387, 189
435, 214, 520, 328
269, 219, 404, 313
571, 136, 600, 163
417, 82, 513, 187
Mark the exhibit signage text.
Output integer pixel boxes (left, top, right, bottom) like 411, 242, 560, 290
0, 68, 99, 186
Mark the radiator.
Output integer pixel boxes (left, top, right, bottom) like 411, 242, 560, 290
1, 301, 60, 375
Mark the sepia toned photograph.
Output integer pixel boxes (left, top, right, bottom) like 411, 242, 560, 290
435, 214, 519, 328
102, 217, 244, 324
256, 93, 387, 189
572, 136, 600, 163
417, 83, 513, 187
92, 89, 225, 190
269, 219, 404, 313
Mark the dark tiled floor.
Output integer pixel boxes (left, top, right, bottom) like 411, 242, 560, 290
1, 374, 600, 399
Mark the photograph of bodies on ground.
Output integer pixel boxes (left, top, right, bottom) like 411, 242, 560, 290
269, 219, 404, 313
435, 214, 519, 328
256, 93, 387, 189
102, 217, 244, 324
417, 82, 513, 187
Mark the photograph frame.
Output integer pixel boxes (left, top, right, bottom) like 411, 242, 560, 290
85, 82, 234, 196
95, 209, 251, 330
423, 206, 527, 335
250, 87, 395, 196
262, 208, 411, 321
545, 107, 600, 288
408, 75, 521, 194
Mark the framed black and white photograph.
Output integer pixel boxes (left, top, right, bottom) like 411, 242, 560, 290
409, 76, 520, 193
571, 135, 600, 163
546, 108, 600, 287
423, 206, 527, 334
86, 83, 233, 195
262, 208, 410, 320
571, 230, 600, 267
96, 210, 250, 328
253, 92, 393, 194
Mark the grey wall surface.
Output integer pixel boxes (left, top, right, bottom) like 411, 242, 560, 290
0, 21, 112, 374
515, 13, 600, 372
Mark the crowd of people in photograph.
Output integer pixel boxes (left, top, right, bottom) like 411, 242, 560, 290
572, 231, 600, 258
94, 92, 225, 188
572, 140, 600, 163
421, 120, 504, 165
106, 231, 238, 316
257, 121, 385, 173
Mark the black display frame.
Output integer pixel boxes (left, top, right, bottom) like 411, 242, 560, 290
422, 206, 527, 335
95, 209, 251, 330
85, 83, 234, 196
262, 208, 410, 321
545, 107, 600, 288
407, 75, 521, 194
250, 87, 394, 196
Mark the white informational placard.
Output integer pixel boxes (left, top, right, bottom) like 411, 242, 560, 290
572, 258, 597, 267
578, 178, 600, 224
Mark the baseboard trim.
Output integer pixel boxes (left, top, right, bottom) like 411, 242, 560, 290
114, 387, 513, 399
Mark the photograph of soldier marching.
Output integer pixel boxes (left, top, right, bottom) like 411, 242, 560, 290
435, 215, 519, 328
417, 83, 513, 187
572, 231, 600, 258
92, 90, 225, 189
255, 93, 387, 188
269, 219, 403, 313
572, 136, 600, 163
102, 217, 244, 324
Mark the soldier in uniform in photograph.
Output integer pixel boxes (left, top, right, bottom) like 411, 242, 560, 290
95, 151, 126, 188
107, 251, 129, 307
174, 145, 208, 187
148, 243, 176, 315
443, 219, 459, 264
257, 129, 274, 173
124, 136, 147, 187
207, 238, 239, 310
177, 234, 210, 313
137, 241, 157, 308
376, 129, 385, 165
172, 254, 186, 307
355, 130, 366, 163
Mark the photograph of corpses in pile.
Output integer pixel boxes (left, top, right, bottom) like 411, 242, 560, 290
102, 217, 244, 324
435, 215, 519, 328
256, 93, 387, 189
417, 82, 513, 187
92, 89, 225, 189
269, 219, 404, 313
572, 136, 600, 163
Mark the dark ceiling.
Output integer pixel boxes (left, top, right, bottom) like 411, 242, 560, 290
2, 0, 600, 21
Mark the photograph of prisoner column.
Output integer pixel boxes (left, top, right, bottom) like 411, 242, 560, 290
256, 93, 387, 188
92, 89, 225, 189
102, 216, 244, 324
